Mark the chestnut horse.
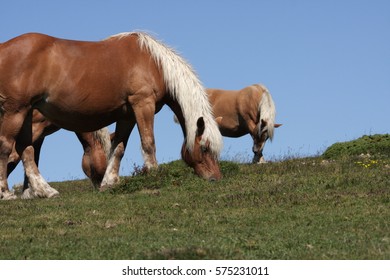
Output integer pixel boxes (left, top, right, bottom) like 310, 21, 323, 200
207, 84, 281, 163
0, 32, 222, 200
7, 109, 111, 198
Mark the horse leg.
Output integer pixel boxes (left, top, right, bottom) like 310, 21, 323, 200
6, 110, 53, 192
100, 121, 135, 190
20, 145, 59, 199
21, 136, 44, 192
133, 101, 157, 170
20, 110, 58, 194
15, 111, 59, 199
7, 143, 20, 177
0, 110, 31, 200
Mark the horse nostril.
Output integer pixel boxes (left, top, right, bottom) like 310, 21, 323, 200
209, 177, 217, 182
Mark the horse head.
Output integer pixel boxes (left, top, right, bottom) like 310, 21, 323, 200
181, 117, 222, 181
81, 128, 112, 188
252, 120, 282, 163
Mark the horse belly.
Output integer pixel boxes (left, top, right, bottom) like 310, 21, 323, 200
212, 101, 247, 137
215, 113, 247, 137
35, 99, 131, 132
219, 125, 248, 138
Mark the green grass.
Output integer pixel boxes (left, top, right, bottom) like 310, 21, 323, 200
0, 135, 389, 259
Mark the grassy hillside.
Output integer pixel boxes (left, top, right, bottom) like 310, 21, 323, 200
0, 135, 389, 259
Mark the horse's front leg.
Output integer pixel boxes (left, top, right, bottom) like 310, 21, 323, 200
11, 109, 58, 199
133, 101, 157, 170
20, 145, 59, 199
100, 121, 135, 190
21, 137, 44, 192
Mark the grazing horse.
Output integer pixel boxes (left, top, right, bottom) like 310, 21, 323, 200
7, 110, 111, 198
0, 31, 222, 200
207, 84, 281, 163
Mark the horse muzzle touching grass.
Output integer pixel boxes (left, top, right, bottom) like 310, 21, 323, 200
181, 117, 222, 181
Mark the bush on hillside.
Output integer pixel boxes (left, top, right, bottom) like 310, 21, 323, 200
322, 134, 390, 159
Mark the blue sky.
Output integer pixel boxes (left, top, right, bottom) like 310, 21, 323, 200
2, 0, 389, 186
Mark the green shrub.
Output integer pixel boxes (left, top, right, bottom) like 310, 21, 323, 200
322, 134, 390, 159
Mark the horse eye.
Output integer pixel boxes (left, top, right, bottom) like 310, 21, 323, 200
201, 146, 208, 153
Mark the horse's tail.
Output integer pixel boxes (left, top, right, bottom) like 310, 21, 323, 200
134, 32, 223, 156
256, 84, 276, 141
92, 127, 111, 159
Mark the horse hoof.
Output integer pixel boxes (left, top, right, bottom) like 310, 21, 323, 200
99, 184, 112, 192
0, 191, 18, 200
21, 187, 59, 199
21, 188, 34, 200
100, 174, 120, 191
46, 188, 60, 198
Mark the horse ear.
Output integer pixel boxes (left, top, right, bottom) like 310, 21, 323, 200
215, 116, 223, 126
274, 123, 282, 128
196, 117, 205, 137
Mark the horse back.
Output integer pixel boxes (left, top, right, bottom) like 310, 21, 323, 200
0, 33, 57, 65
207, 88, 240, 114
0, 32, 145, 84
0, 33, 162, 108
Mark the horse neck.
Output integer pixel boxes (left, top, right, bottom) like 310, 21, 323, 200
168, 102, 187, 138
135, 32, 222, 156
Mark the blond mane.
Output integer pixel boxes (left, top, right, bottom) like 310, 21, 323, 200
256, 84, 276, 140
110, 32, 222, 156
